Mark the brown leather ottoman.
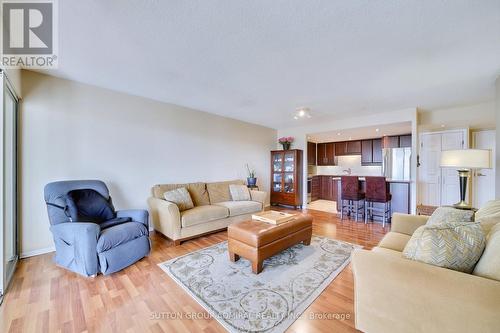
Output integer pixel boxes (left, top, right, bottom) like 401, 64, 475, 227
227, 214, 313, 274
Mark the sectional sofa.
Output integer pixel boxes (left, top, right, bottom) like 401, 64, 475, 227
353, 206, 500, 333
148, 180, 267, 245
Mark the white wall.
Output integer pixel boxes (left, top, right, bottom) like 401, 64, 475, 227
277, 108, 418, 213
496, 77, 500, 198
419, 102, 495, 131
20, 71, 276, 256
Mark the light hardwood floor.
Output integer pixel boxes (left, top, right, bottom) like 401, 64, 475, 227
0, 208, 388, 333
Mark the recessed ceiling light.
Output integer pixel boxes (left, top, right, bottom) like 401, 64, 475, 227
294, 107, 312, 120
441, 124, 445, 128
337, 132, 341, 136
349, 137, 352, 140
375, 128, 380, 132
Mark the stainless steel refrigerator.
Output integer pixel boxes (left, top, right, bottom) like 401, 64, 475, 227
382, 148, 411, 181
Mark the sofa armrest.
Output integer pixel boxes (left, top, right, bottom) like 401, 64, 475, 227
250, 190, 267, 208
116, 209, 149, 229
147, 197, 181, 240
352, 249, 500, 333
391, 213, 428, 236
50, 222, 100, 276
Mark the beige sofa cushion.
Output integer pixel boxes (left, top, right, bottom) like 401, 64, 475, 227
426, 206, 474, 226
163, 187, 194, 212
475, 199, 500, 221
229, 184, 251, 201
378, 232, 411, 252
207, 180, 244, 204
473, 223, 500, 281
372, 246, 403, 258
479, 216, 500, 235
153, 182, 209, 206
213, 200, 262, 217
180, 205, 229, 228
475, 199, 500, 234
403, 222, 486, 273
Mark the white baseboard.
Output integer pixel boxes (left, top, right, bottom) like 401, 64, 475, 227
20, 246, 55, 259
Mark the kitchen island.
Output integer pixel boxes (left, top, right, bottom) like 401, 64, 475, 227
310, 175, 411, 215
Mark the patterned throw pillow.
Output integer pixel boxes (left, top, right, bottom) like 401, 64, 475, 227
426, 207, 474, 226
229, 184, 251, 201
403, 222, 486, 273
163, 187, 194, 211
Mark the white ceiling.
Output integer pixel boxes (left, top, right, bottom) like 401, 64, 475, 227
38, 0, 500, 129
308, 122, 412, 143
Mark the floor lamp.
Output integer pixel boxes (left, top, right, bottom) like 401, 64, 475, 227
440, 149, 491, 209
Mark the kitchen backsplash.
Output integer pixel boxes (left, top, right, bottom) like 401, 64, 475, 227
315, 155, 382, 176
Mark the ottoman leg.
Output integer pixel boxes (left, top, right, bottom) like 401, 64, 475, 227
252, 260, 263, 274
303, 238, 311, 246
229, 252, 240, 262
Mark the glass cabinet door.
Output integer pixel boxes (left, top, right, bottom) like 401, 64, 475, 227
273, 153, 283, 172
272, 173, 282, 192
284, 152, 295, 172
284, 173, 294, 193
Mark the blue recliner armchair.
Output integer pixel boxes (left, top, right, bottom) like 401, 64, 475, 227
44, 180, 151, 277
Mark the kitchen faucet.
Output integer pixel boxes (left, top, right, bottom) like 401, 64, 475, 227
343, 168, 352, 175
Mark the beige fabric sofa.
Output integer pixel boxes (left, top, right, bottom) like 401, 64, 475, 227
147, 180, 267, 245
353, 212, 500, 333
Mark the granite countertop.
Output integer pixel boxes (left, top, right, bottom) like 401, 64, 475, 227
312, 175, 411, 183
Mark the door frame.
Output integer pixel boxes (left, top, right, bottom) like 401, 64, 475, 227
0, 70, 20, 303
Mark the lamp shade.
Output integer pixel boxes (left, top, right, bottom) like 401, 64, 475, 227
440, 149, 491, 169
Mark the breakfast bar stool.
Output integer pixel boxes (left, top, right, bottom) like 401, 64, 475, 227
365, 176, 392, 227
340, 176, 365, 222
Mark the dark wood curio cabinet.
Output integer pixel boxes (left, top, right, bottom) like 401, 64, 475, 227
270, 149, 303, 208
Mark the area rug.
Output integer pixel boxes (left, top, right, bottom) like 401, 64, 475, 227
158, 236, 359, 333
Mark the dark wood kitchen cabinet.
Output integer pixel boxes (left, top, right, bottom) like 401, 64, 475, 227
382, 134, 411, 149
317, 176, 338, 201
311, 176, 320, 201
307, 141, 317, 165
325, 143, 335, 164
316, 143, 335, 165
334, 142, 346, 156
321, 176, 333, 200
317, 143, 326, 165
335, 141, 361, 156
361, 138, 383, 165
361, 140, 373, 165
346, 140, 361, 154
382, 136, 400, 148
399, 135, 412, 148
372, 138, 383, 163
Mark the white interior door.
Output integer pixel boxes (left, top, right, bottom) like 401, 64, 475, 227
419, 133, 442, 206
473, 130, 496, 208
440, 131, 465, 206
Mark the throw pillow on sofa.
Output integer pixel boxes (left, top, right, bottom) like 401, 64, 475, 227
473, 222, 500, 281
163, 187, 194, 211
426, 207, 474, 226
229, 184, 251, 201
403, 222, 486, 273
